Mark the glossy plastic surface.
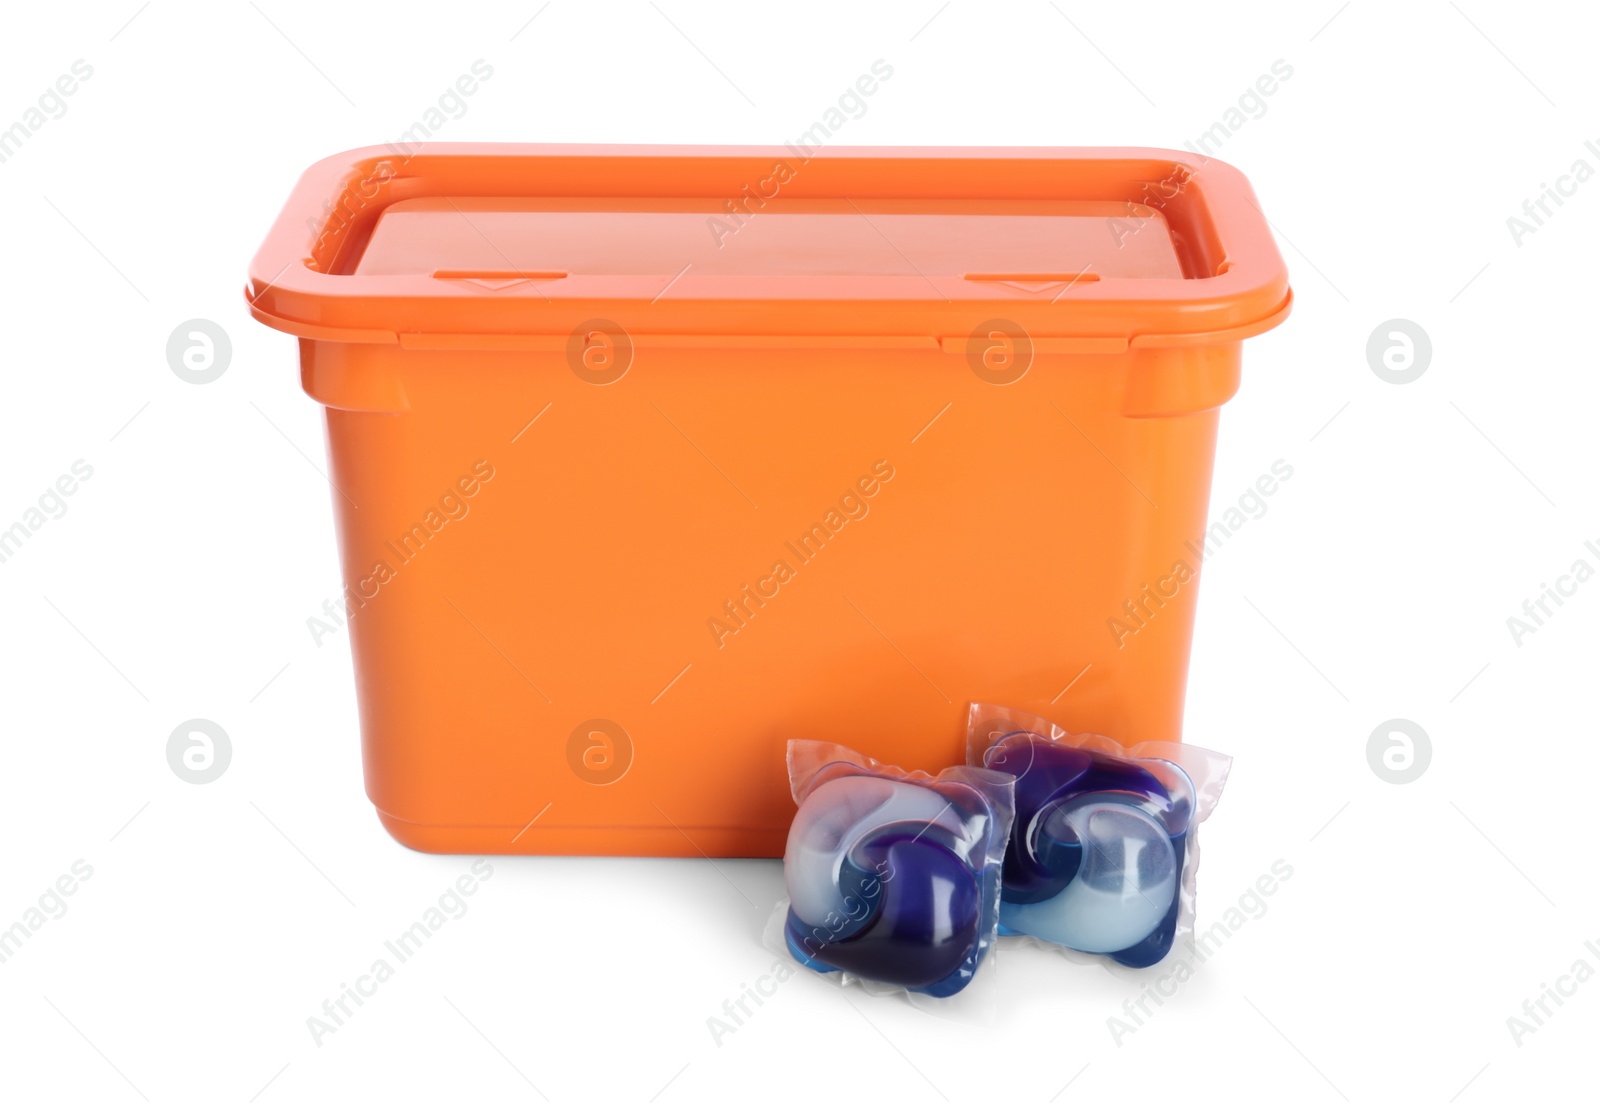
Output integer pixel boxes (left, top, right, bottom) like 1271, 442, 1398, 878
999, 801, 1176, 953
983, 732, 1193, 963
785, 776, 966, 934
782, 745, 1013, 997
246, 145, 1288, 856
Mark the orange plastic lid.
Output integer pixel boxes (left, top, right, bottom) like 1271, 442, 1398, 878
247, 145, 1290, 350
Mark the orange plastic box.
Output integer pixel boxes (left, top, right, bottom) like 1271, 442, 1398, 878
247, 145, 1289, 858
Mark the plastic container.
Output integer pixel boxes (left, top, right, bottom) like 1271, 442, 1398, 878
246, 145, 1290, 857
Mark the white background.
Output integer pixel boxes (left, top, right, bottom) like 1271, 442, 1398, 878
1, 1, 1595, 1100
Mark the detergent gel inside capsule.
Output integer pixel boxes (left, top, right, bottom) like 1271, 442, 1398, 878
778, 740, 1015, 1000
966, 703, 1230, 969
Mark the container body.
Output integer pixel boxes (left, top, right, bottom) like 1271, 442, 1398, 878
249, 145, 1290, 856
308, 338, 1237, 855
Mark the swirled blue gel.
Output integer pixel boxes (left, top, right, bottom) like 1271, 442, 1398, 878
998, 800, 1176, 952
982, 732, 1194, 961
783, 773, 1003, 996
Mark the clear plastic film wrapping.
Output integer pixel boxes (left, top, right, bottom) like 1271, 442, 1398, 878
965, 703, 1230, 971
767, 739, 1015, 1007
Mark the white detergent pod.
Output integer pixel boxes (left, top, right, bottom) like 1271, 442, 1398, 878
784, 775, 966, 927
999, 802, 1177, 953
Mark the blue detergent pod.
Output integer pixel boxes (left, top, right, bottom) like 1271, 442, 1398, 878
806, 832, 980, 990
782, 749, 1014, 998
982, 730, 1195, 962
987, 735, 1177, 904
999, 800, 1176, 952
